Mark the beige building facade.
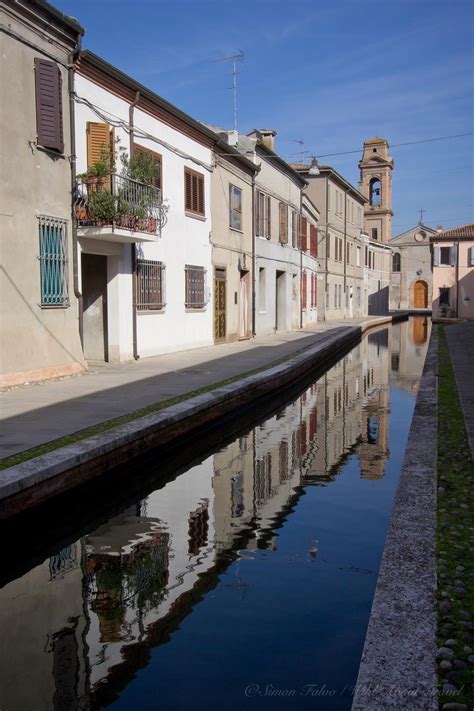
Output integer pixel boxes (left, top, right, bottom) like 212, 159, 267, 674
208, 144, 257, 343
294, 164, 367, 321
0, 0, 86, 387
390, 223, 436, 311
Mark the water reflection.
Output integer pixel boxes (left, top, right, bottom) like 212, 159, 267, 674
0, 318, 430, 711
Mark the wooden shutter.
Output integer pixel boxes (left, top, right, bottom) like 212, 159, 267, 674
300, 217, 308, 251
197, 174, 204, 214
185, 169, 192, 211
301, 271, 307, 309
265, 195, 271, 238
279, 203, 288, 243
87, 122, 111, 169
450, 246, 457, 266
470, 247, 474, 266
34, 58, 63, 153
133, 143, 162, 190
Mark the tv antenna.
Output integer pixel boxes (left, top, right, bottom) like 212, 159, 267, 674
293, 139, 306, 162
214, 50, 245, 130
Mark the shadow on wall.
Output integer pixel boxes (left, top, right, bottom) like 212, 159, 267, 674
432, 270, 474, 318
368, 285, 389, 315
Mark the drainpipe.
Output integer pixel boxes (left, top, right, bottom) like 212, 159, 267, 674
129, 92, 140, 359
68, 37, 83, 348
343, 189, 348, 319
300, 192, 303, 330
251, 173, 256, 336
324, 178, 329, 321
455, 238, 460, 318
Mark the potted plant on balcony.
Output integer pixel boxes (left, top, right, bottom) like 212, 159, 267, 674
87, 190, 117, 226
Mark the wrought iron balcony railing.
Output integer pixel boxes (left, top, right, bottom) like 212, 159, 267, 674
75, 173, 163, 235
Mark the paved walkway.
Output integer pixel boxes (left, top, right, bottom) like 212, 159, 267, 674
0, 317, 388, 460
445, 322, 474, 458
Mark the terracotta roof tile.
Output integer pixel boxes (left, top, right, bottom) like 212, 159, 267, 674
432, 223, 474, 239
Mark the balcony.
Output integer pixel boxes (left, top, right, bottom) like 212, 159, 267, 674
75, 174, 163, 244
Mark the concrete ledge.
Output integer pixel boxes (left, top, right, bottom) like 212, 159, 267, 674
0, 315, 402, 518
352, 326, 438, 710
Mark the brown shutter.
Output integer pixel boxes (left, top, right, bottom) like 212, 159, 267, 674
87, 122, 110, 169
185, 169, 192, 211
198, 174, 204, 214
34, 58, 63, 153
279, 203, 288, 243
133, 143, 162, 190
300, 217, 308, 251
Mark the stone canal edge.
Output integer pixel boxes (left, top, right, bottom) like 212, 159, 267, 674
352, 325, 438, 710
0, 314, 406, 519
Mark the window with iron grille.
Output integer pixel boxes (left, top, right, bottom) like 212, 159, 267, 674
185, 265, 206, 308
137, 259, 165, 310
38, 215, 69, 306
184, 168, 205, 215
229, 184, 242, 230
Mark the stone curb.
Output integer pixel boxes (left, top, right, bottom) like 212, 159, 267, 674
0, 316, 401, 518
352, 325, 438, 710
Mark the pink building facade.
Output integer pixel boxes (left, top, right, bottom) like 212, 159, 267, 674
431, 224, 474, 318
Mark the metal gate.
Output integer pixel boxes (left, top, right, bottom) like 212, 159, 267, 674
214, 269, 226, 342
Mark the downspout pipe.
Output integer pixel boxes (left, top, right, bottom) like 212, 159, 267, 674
251, 172, 256, 337
68, 37, 83, 349
129, 92, 140, 359
456, 238, 460, 318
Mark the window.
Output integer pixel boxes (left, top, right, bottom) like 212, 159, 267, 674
134, 144, 162, 190
137, 259, 165, 310
279, 202, 288, 243
229, 184, 242, 230
185, 265, 206, 308
372, 228, 378, 240
184, 168, 205, 216
440, 246, 451, 265
339, 284, 342, 308
34, 58, 63, 153
365, 246, 369, 267
439, 288, 450, 306
38, 215, 69, 306
300, 217, 308, 251
257, 191, 271, 238
291, 210, 298, 248
346, 242, 350, 264
327, 233, 331, 259
356, 287, 361, 307
392, 253, 401, 272
356, 245, 361, 267
325, 284, 329, 308
334, 284, 338, 308
259, 267, 266, 311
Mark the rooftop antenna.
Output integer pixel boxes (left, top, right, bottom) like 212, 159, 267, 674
293, 139, 305, 162
213, 50, 245, 131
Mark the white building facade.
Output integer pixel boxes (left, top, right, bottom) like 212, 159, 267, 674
74, 51, 217, 362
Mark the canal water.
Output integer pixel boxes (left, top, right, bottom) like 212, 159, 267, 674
0, 318, 430, 711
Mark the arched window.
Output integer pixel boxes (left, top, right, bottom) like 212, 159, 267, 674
369, 178, 381, 206
392, 253, 401, 272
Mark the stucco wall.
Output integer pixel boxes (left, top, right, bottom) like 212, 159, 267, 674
0, 10, 86, 385
74, 74, 214, 359
432, 240, 474, 318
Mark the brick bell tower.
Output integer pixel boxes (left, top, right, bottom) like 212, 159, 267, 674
358, 137, 394, 243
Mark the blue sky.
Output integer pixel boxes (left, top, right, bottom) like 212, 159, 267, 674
63, 0, 473, 233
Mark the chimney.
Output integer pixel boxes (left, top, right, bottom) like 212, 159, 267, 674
247, 129, 277, 152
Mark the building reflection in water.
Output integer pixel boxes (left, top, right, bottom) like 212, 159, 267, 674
0, 319, 430, 711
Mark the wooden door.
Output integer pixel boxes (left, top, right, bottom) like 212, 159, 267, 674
413, 280, 428, 308
214, 270, 226, 342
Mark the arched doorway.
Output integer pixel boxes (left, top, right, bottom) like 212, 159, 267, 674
413, 280, 428, 309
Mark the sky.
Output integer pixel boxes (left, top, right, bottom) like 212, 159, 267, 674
62, 0, 474, 234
